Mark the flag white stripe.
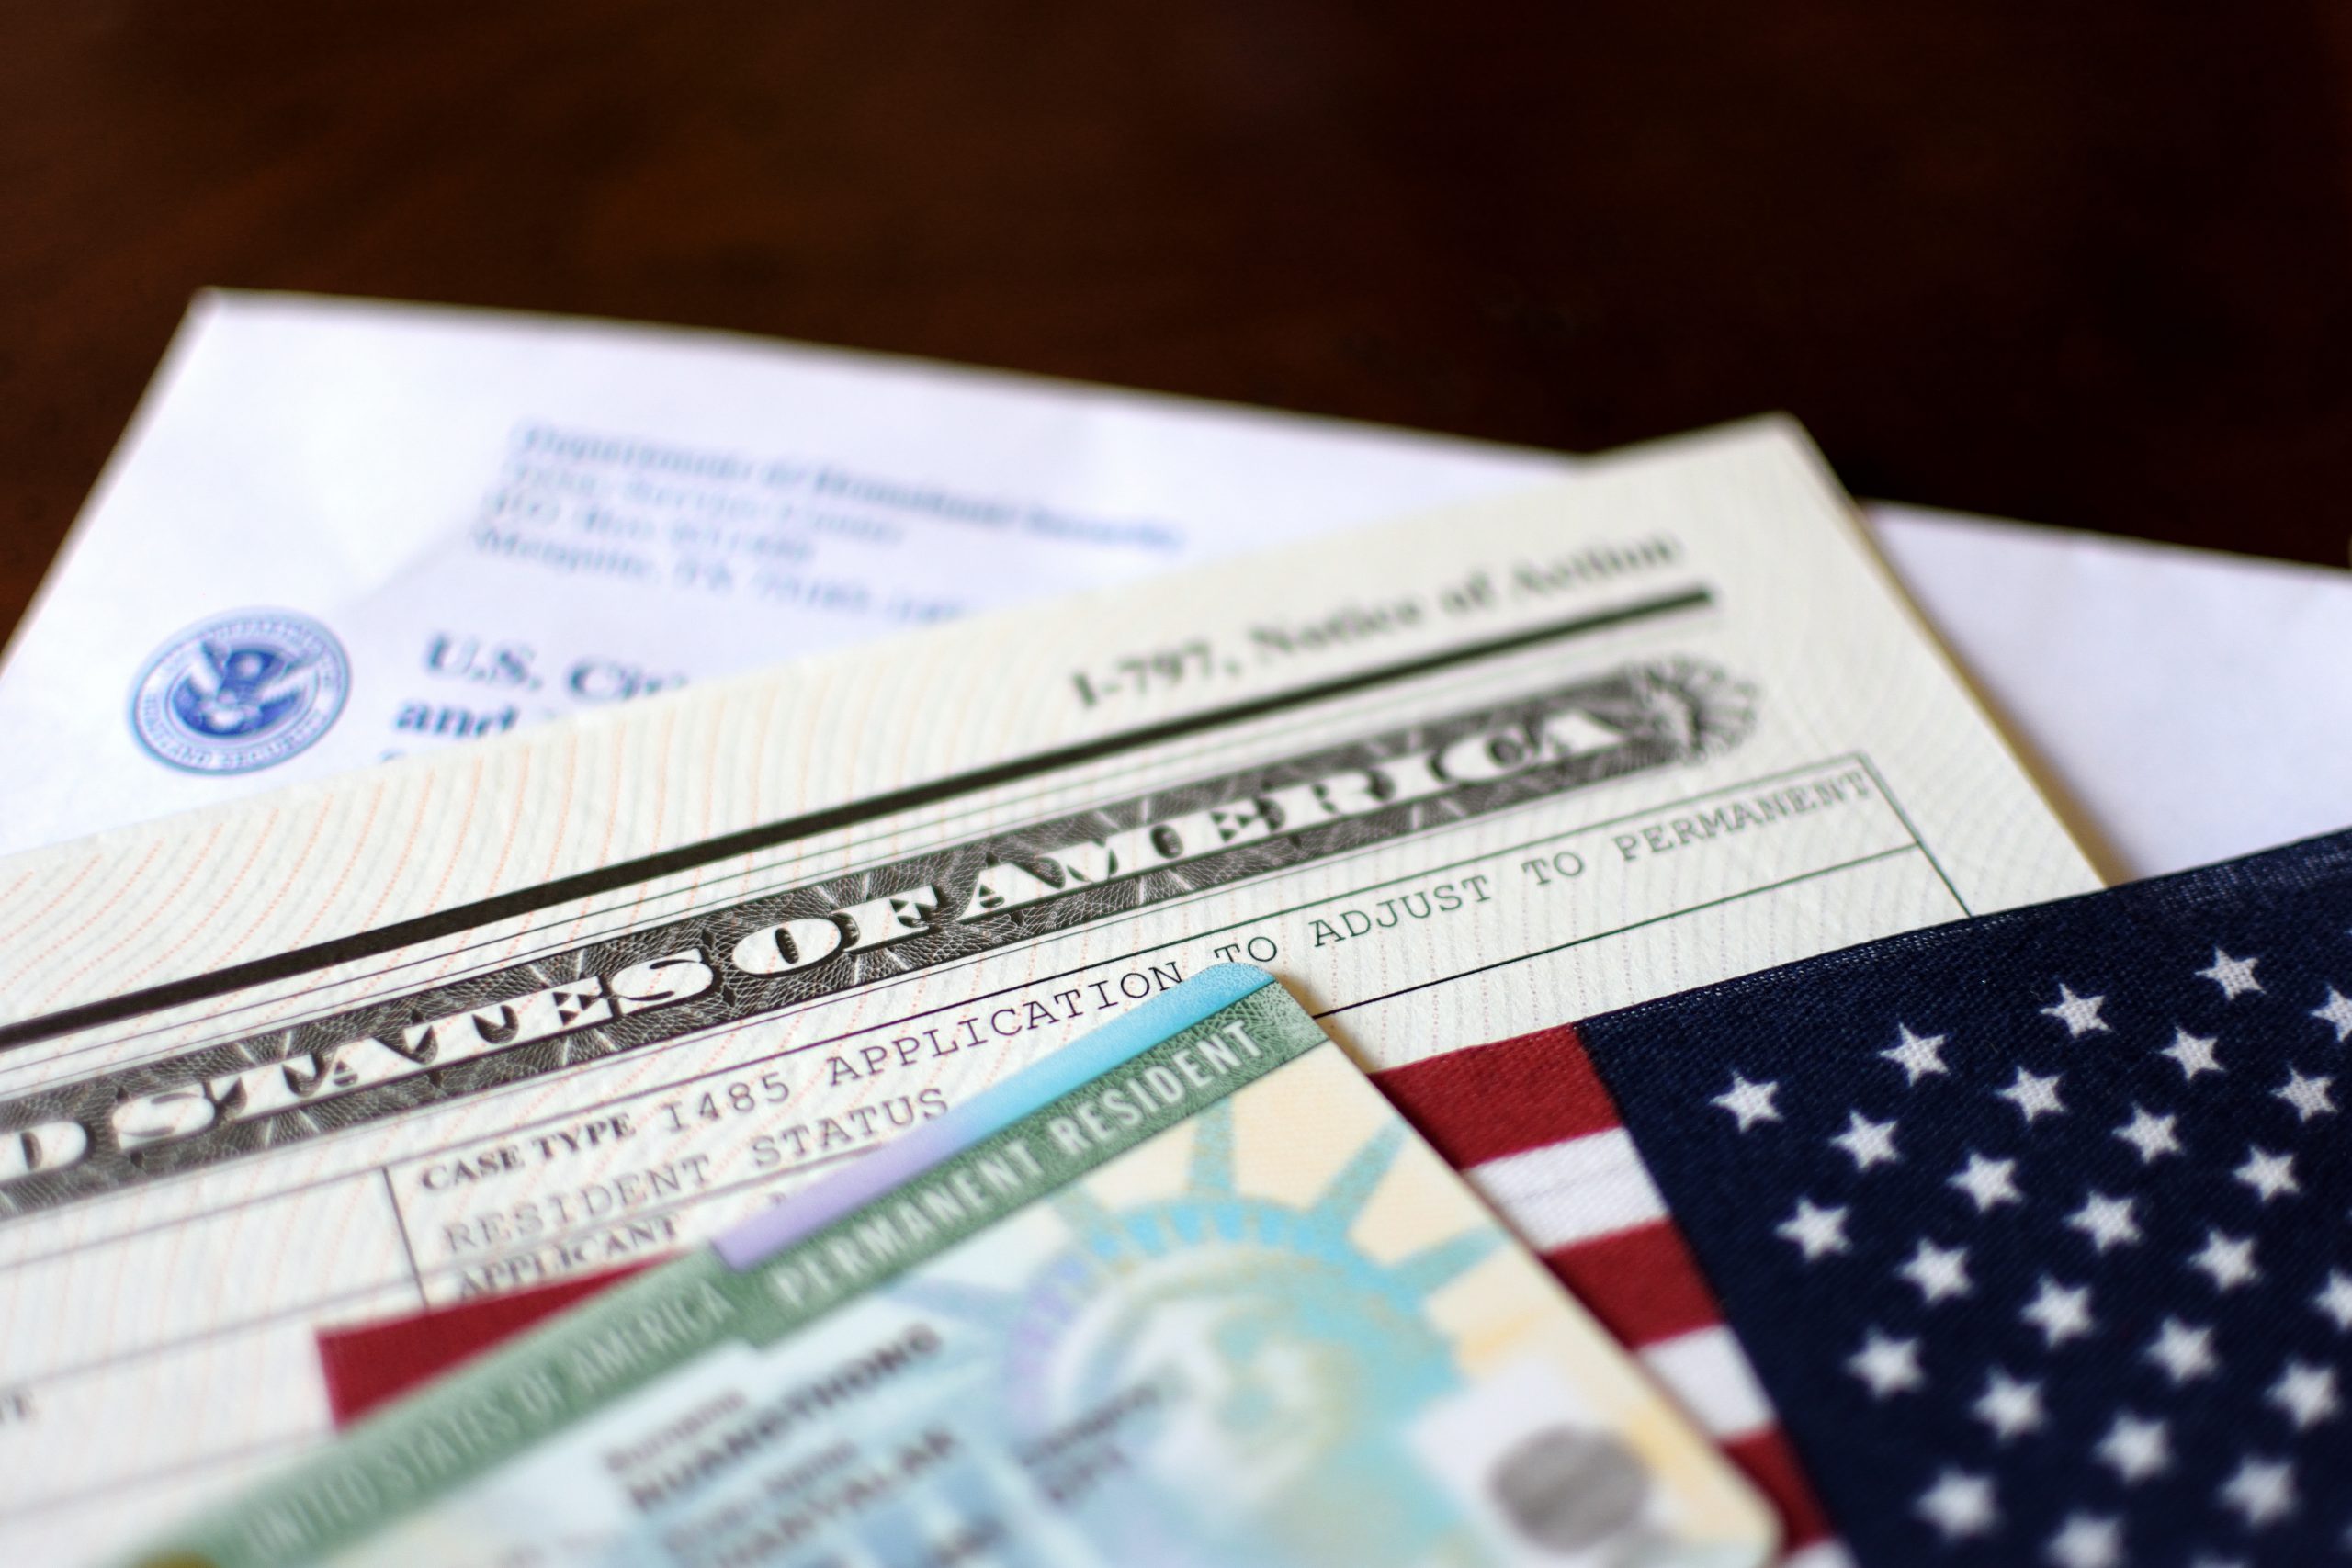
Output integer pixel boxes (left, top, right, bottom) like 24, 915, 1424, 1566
1462, 1127, 1665, 1251
1638, 1324, 1774, 1440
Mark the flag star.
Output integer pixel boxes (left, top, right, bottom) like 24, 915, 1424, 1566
1775, 1197, 1850, 1261
2041, 982, 2110, 1038
2187, 1229, 2261, 1292
2273, 1066, 2335, 1122
2021, 1276, 2096, 1348
1916, 1469, 1999, 1540
2266, 1360, 2340, 1429
2197, 948, 2263, 999
1712, 1072, 1781, 1131
2218, 1456, 2296, 1529
1882, 1023, 1950, 1085
1998, 1066, 2066, 1123
2112, 1104, 2183, 1164
2046, 1512, 2123, 1568
2313, 987, 2352, 1043
1949, 1151, 2023, 1213
2233, 1145, 2300, 1204
2093, 1411, 2172, 1483
2314, 1269, 2352, 1333
2144, 1317, 2220, 1385
1847, 1327, 1926, 1398
1829, 1109, 1901, 1171
1897, 1237, 1973, 1304
2160, 1027, 2223, 1080
2064, 1191, 2143, 1253
1971, 1368, 2046, 1442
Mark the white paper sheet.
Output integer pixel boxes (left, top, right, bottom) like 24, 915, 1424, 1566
1870, 503, 2352, 877
2, 291, 2345, 877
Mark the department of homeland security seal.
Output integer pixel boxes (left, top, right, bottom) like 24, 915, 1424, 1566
129, 610, 349, 773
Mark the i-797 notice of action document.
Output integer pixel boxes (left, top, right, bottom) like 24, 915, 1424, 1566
0, 419, 2097, 1563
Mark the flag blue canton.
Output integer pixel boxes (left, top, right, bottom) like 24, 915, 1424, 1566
1578, 832, 2352, 1568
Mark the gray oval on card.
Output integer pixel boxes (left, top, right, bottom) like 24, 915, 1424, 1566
1489, 1427, 1650, 1552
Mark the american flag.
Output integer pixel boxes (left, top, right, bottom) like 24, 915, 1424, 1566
1381, 830, 2352, 1568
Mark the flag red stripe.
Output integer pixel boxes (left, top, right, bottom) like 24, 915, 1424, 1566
1372, 1025, 1622, 1167
1722, 1427, 1834, 1550
1543, 1218, 1725, 1348
318, 1264, 650, 1425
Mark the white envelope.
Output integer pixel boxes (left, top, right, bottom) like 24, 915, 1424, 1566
0, 292, 1558, 852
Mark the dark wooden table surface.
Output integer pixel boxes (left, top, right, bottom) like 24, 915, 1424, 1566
6, 4, 2350, 644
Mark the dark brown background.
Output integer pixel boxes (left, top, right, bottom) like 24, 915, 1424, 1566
6, 3, 2350, 643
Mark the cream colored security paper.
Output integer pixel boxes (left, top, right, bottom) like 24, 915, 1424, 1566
0, 420, 2096, 1563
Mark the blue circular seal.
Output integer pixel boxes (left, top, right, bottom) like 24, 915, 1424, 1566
130, 610, 349, 774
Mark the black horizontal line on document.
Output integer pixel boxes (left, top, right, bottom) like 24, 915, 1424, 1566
0, 588, 1712, 1052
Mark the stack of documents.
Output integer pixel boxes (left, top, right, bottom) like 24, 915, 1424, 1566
6, 294, 2348, 874
0, 295, 2346, 1566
